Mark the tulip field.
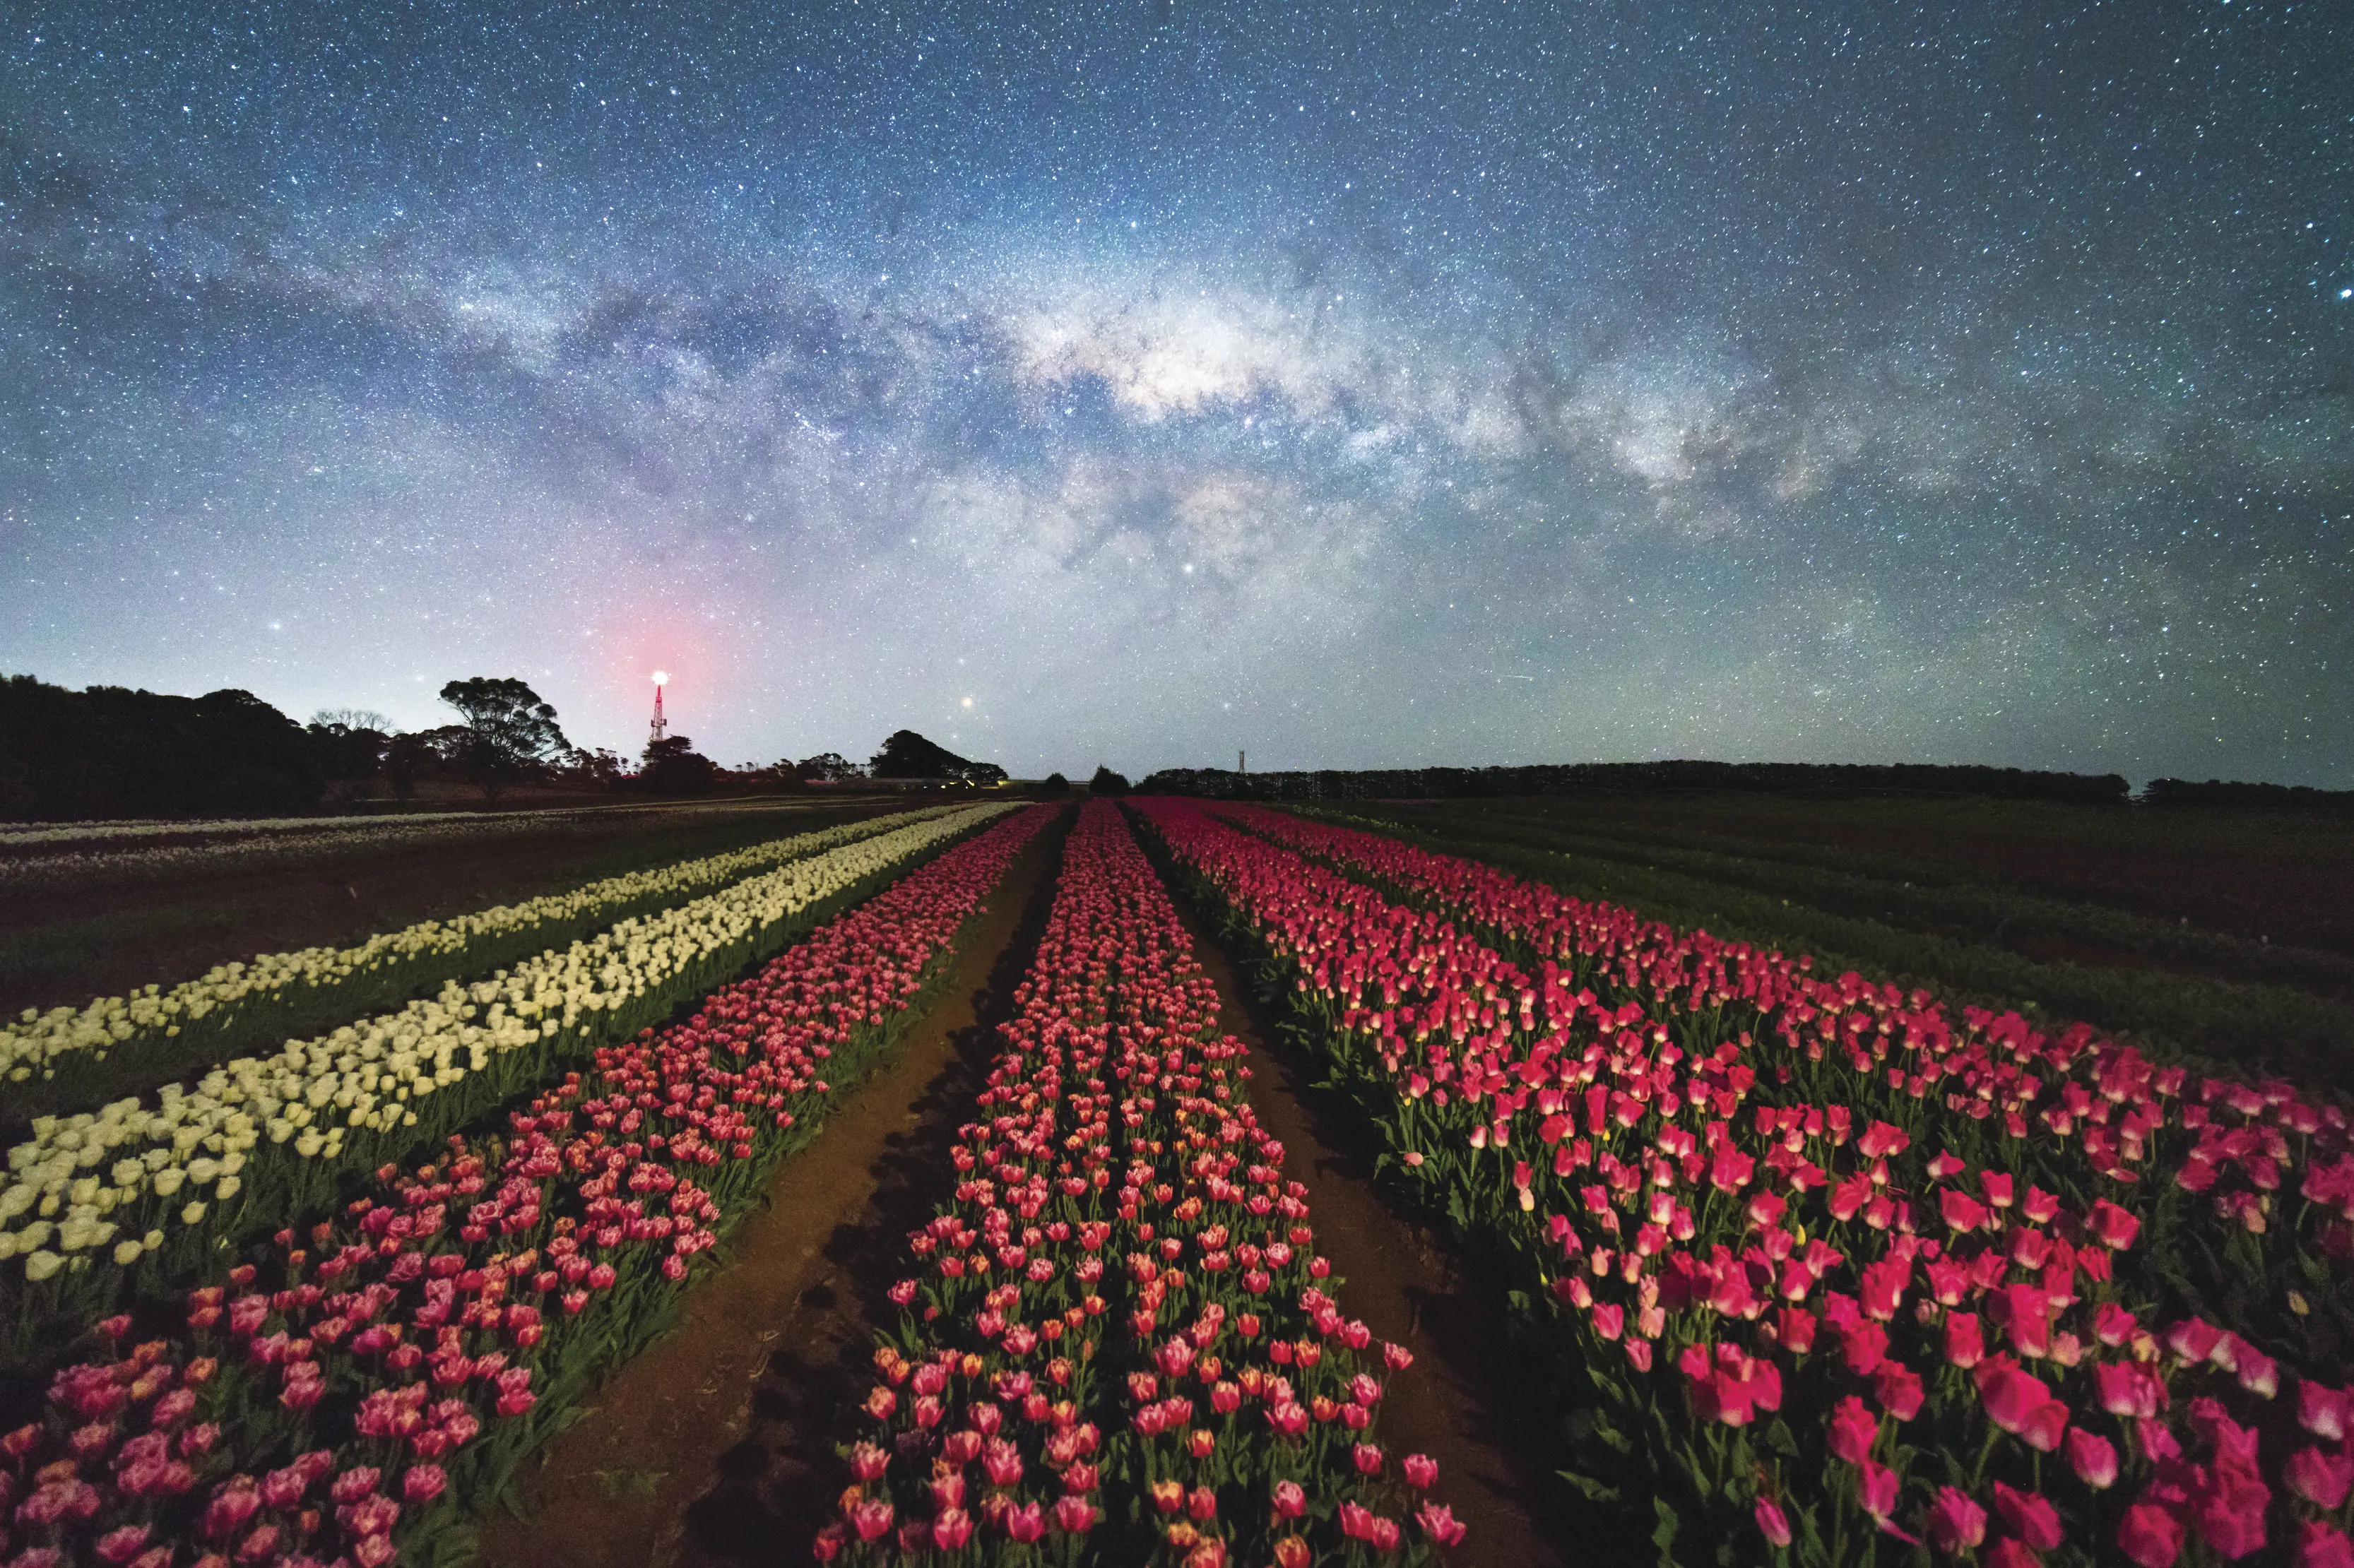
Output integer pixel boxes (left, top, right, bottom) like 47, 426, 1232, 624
1127, 797, 2354, 1567
0, 800, 1043, 1566
816, 802, 1459, 1566
6, 785, 2350, 1568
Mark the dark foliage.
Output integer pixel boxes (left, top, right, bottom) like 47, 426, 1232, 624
1088, 766, 1130, 797
438, 677, 572, 801
1039, 772, 1072, 796
0, 675, 324, 821
794, 752, 867, 783
1135, 759, 2133, 806
868, 729, 1009, 784
638, 735, 723, 795
304, 718, 391, 803
2144, 777, 2354, 813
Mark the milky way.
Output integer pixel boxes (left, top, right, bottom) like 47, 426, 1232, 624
2, 1, 2348, 783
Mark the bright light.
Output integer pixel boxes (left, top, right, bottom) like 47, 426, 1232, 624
651, 670, 670, 685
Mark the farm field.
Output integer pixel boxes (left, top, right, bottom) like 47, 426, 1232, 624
1341, 795, 2354, 1093
5, 791, 2353, 1567
0, 795, 918, 1050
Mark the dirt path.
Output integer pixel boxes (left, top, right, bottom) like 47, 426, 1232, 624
1159, 893, 1626, 1568
476, 810, 1070, 1568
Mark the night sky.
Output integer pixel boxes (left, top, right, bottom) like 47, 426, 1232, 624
3, 2, 2348, 784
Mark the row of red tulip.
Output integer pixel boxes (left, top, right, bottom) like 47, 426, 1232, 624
0, 806, 1056, 1568
820, 802, 1460, 1567
1135, 799, 2354, 1567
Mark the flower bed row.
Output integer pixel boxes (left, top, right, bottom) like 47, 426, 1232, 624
0, 804, 1019, 1375
0, 797, 823, 887
1137, 798, 2354, 1567
820, 801, 1461, 1567
4, 803, 969, 1119
0, 804, 1058, 1568
1211, 803, 2352, 1355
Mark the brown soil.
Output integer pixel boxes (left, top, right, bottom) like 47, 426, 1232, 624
1171, 901, 1632, 1568
476, 812, 1070, 1568
0, 798, 913, 1018
479, 810, 1622, 1568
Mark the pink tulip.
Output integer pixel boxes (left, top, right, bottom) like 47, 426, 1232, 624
2119, 1502, 2186, 1568
1003, 1501, 1046, 1543
1753, 1497, 1792, 1548
1992, 1480, 2062, 1550
1415, 1502, 1468, 1547
2289, 1445, 2354, 1509
1828, 1395, 1879, 1463
1926, 1486, 1986, 1553
2066, 1427, 2119, 1489
2295, 1520, 2354, 1568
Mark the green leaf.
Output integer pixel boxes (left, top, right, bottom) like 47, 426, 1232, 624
1558, 1467, 1624, 1504
1652, 1495, 1684, 1555
1763, 1416, 1799, 1459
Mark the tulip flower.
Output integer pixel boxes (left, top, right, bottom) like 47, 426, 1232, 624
2066, 1427, 2120, 1489
1992, 1480, 2063, 1550
1926, 1486, 1987, 1553
2119, 1501, 2187, 1568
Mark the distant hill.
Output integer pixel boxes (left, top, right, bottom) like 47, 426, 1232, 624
868, 730, 1008, 785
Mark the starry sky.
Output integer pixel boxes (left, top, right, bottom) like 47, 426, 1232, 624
3, 1, 2348, 784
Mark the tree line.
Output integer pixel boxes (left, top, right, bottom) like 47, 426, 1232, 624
0, 675, 1012, 821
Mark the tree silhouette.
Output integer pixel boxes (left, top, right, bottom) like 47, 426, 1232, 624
437, 677, 569, 801
869, 730, 1008, 784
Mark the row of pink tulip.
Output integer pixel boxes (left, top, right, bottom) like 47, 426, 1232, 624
0, 806, 1056, 1568
1135, 799, 2354, 1567
820, 802, 1460, 1567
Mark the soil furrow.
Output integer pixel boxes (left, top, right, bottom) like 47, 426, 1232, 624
1166, 892, 1639, 1568
477, 809, 1070, 1568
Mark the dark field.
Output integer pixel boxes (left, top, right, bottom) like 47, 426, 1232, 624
1332, 792, 2354, 1091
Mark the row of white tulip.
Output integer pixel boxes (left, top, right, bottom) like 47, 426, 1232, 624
0, 802, 1017, 1318
0, 794, 880, 885
1, 802, 969, 1106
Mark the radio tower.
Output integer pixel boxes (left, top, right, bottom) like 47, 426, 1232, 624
649, 671, 670, 745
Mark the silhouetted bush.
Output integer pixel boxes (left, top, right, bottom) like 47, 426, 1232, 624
2143, 778, 2354, 813
0, 675, 324, 821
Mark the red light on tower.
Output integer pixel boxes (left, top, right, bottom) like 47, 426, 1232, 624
649, 671, 669, 744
